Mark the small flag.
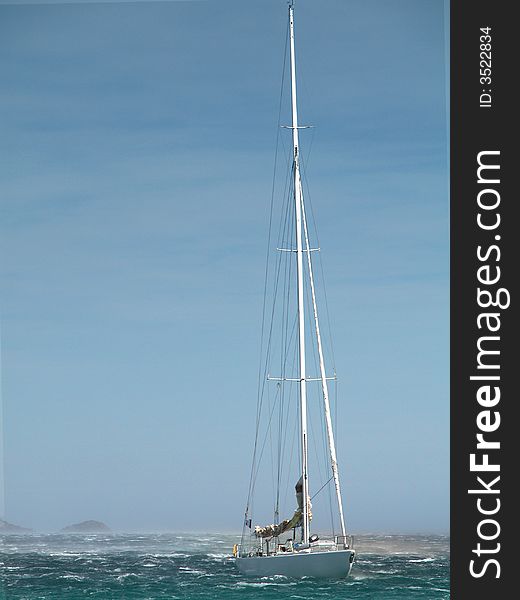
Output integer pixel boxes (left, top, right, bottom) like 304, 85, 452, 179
245, 518, 252, 529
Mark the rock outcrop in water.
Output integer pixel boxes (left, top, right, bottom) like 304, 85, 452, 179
61, 520, 111, 533
0, 518, 32, 534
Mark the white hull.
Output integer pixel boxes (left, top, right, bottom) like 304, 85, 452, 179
236, 549, 355, 578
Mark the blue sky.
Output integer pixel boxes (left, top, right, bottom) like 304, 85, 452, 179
0, 0, 448, 533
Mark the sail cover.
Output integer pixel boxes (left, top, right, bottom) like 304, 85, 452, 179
254, 477, 312, 539
254, 509, 302, 538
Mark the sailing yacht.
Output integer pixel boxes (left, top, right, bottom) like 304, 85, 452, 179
234, 3, 355, 578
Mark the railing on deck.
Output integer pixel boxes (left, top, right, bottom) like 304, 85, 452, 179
334, 534, 354, 549
235, 534, 355, 558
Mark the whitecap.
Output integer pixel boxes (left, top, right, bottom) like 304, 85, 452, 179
116, 573, 138, 581
179, 567, 204, 575
236, 582, 276, 588
409, 557, 436, 563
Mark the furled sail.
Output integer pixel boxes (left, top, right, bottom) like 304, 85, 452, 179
254, 477, 312, 539
254, 509, 302, 539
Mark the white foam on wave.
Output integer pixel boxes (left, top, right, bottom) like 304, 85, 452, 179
236, 582, 278, 588
372, 569, 400, 575
179, 567, 205, 575
151, 552, 189, 558
236, 579, 297, 588
115, 572, 138, 581
409, 557, 436, 563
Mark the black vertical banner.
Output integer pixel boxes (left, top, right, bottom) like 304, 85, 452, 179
451, 1, 515, 598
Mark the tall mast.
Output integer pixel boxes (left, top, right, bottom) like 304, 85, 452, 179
289, 2, 309, 545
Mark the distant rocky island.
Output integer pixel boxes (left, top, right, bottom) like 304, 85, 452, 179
61, 520, 111, 533
0, 518, 32, 534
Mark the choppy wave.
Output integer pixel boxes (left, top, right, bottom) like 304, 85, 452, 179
0, 532, 449, 599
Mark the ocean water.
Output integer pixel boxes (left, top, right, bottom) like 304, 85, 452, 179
1, 532, 449, 599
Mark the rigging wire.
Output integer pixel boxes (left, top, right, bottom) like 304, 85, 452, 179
310, 475, 334, 502
272, 155, 295, 520
249, 124, 295, 515
242, 16, 289, 546
276, 205, 294, 521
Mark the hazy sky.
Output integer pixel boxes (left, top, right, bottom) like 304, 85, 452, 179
0, 0, 448, 533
